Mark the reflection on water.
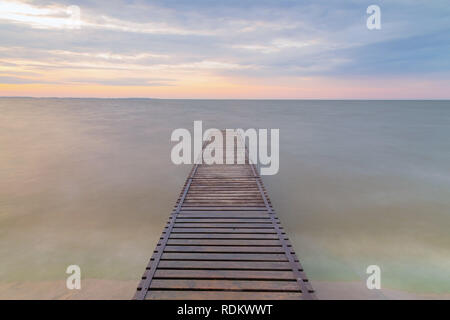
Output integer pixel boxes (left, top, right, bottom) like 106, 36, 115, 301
0, 98, 449, 295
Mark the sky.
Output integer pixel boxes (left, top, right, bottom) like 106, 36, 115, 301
0, 0, 449, 99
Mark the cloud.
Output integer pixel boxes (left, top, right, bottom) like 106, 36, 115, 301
0, 0, 81, 29
0, 75, 39, 84
64, 77, 176, 87
0, 0, 449, 97
0, 0, 215, 35
48, 50, 169, 61
233, 38, 319, 54
84, 15, 213, 36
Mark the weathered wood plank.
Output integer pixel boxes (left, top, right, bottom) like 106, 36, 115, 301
154, 269, 296, 280
146, 290, 302, 300
180, 207, 267, 210
164, 246, 286, 253
177, 213, 270, 218
175, 219, 271, 223
173, 223, 274, 228
157, 260, 293, 270
171, 228, 277, 234
166, 239, 282, 246
150, 279, 300, 291
161, 252, 288, 261
169, 233, 280, 239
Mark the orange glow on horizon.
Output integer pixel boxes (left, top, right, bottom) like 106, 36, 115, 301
1, 77, 449, 99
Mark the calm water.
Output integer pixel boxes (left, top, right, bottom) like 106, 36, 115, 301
1, 98, 449, 295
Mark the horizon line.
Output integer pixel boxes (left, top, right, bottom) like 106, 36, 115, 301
1, 96, 449, 101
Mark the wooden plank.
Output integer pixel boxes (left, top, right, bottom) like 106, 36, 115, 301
189, 185, 259, 187
154, 269, 296, 280
183, 202, 265, 205
171, 228, 277, 234
146, 291, 302, 300
177, 216, 270, 220
185, 193, 262, 196
161, 253, 288, 261
167, 239, 282, 246
157, 260, 293, 270
185, 198, 263, 200
188, 189, 260, 191
164, 246, 286, 253
179, 210, 269, 214
179, 209, 268, 212
186, 194, 262, 197
169, 233, 280, 239
175, 219, 272, 223
185, 198, 263, 201
180, 207, 267, 210
186, 191, 260, 194
177, 213, 270, 218
173, 223, 274, 228
150, 279, 300, 291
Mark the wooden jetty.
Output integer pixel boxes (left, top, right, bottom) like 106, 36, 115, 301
134, 131, 315, 300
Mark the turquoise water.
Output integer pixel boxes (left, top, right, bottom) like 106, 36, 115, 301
0, 98, 449, 295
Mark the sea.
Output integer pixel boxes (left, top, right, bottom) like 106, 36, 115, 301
1, 98, 449, 298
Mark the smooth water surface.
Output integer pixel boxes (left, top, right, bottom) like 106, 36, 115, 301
1, 98, 449, 296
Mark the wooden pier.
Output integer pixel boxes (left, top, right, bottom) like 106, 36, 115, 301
134, 131, 315, 300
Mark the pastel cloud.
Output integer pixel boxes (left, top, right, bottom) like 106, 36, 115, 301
0, 0, 449, 98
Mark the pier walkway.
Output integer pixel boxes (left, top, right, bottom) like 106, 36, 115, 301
134, 131, 315, 300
